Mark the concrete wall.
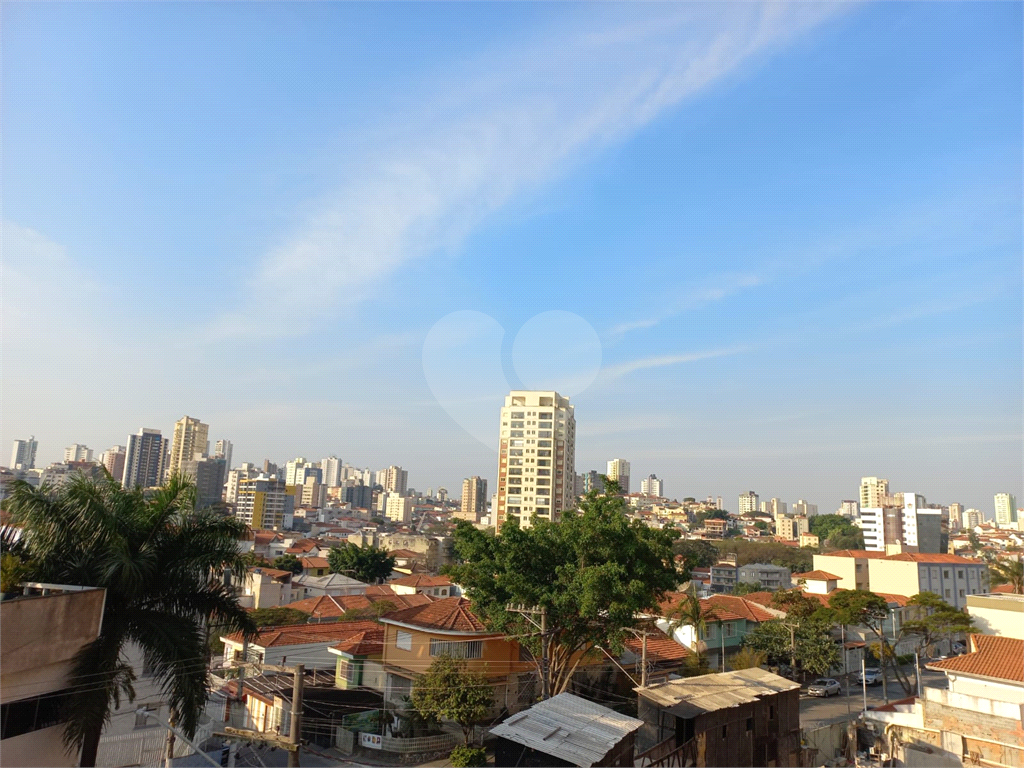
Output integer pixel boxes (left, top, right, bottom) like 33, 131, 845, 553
966, 593, 1024, 639
812, 555, 864, 591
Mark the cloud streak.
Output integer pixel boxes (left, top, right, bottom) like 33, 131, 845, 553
603, 347, 744, 379
211, 3, 847, 337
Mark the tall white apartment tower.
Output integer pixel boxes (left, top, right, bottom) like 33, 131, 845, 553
860, 477, 889, 509
123, 429, 166, 489
321, 456, 343, 487
606, 459, 631, 495
169, 416, 209, 477
738, 491, 759, 515
496, 391, 575, 531
380, 466, 409, 496
994, 493, 1018, 527
640, 474, 663, 497
63, 444, 94, 463
214, 439, 233, 472
10, 437, 38, 470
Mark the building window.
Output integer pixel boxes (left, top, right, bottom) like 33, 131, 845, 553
722, 725, 728, 739
1, 689, 78, 740
943, 570, 950, 579
429, 639, 483, 659
957, 570, 964, 579
746, 717, 754, 732
944, 589, 951, 599
396, 631, 412, 651
723, 622, 736, 638
769, 705, 775, 720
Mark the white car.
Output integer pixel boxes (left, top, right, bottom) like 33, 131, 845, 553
855, 668, 883, 686
807, 678, 842, 697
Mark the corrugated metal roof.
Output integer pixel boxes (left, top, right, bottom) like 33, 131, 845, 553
637, 667, 799, 719
490, 693, 643, 768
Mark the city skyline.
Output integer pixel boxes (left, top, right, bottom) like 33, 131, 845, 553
2, 3, 1021, 515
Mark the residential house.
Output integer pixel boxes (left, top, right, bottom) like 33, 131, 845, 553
238, 566, 293, 609
284, 591, 433, 622
388, 574, 455, 598
378, 597, 536, 715
290, 572, 368, 601
860, 635, 1023, 768
736, 563, 792, 592
812, 550, 887, 591
709, 554, 738, 594
654, 594, 777, 672
635, 667, 802, 767
966, 592, 1024, 639
491, 693, 643, 768
221, 620, 384, 674
300, 556, 331, 577
1, 584, 106, 767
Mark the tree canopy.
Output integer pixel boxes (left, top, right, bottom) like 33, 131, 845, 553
713, 539, 814, 573
810, 514, 864, 550
901, 592, 975, 654
411, 656, 493, 744
327, 543, 396, 584
990, 557, 1023, 594
446, 488, 679, 697
272, 553, 304, 574
3, 473, 255, 766
829, 589, 913, 694
673, 539, 719, 577
732, 581, 763, 596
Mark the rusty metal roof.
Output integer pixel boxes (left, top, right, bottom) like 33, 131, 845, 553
636, 667, 798, 719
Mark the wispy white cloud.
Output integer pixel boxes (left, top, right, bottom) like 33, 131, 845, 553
603, 347, 744, 379
210, 3, 847, 338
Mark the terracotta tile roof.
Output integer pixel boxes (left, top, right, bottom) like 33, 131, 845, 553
364, 585, 399, 598
874, 593, 912, 607
737, 591, 775, 607
252, 531, 283, 546
249, 566, 292, 579
884, 553, 982, 564
381, 597, 490, 633
389, 574, 451, 588
224, 620, 382, 648
992, 584, 1022, 594
793, 570, 841, 581
926, 634, 1024, 684
623, 630, 690, 662
330, 625, 384, 657
702, 595, 776, 623
301, 557, 330, 569
285, 594, 373, 617
286, 538, 322, 553
387, 549, 421, 558
818, 549, 889, 559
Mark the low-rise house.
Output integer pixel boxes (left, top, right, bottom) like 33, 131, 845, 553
290, 572, 368, 600
1, 584, 106, 767
388, 574, 455, 598
284, 591, 433, 622
300, 556, 331, 577
378, 597, 535, 714
239, 566, 293, 609
635, 667, 802, 767
736, 563, 792, 592
491, 693, 643, 768
654, 594, 776, 672
861, 635, 1023, 768
328, 626, 387, 692
966, 591, 1024, 639
221, 620, 383, 673
792, 570, 840, 594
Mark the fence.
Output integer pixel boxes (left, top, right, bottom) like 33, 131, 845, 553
95, 718, 215, 767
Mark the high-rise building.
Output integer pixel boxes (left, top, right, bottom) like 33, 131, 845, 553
63, 444, 93, 463
640, 474, 663, 497
123, 429, 167, 489
343, 482, 373, 510
235, 475, 293, 530
964, 509, 984, 529
792, 499, 818, 517
226, 463, 260, 504
9, 437, 38, 470
761, 498, 787, 516
213, 439, 233, 472
606, 459, 630, 495
169, 416, 210, 477
738, 491, 759, 515
285, 458, 322, 486
948, 502, 964, 532
380, 465, 409, 496
321, 456, 343, 488
837, 500, 859, 518
179, 455, 226, 510
775, 515, 809, 541
994, 494, 1018, 527
458, 476, 488, 521
496, 390, 576, 530
101, 445, 127, 481
384, 493, 413, 524
860, 477, 889, 509
577, 471, 605, 495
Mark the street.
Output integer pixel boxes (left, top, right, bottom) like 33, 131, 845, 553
799, 666, 947, 729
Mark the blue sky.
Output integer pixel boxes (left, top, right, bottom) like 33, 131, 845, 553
2, 2, 1021, 515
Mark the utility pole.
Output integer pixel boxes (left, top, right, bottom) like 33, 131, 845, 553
507, 604, 550, 699
288, 664, 304, 768
164, 711, 176, 768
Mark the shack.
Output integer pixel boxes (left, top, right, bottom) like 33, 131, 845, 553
491, 692, 643, 768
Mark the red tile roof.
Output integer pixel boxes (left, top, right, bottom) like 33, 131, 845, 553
926, 634, 1024, 684
286, 538, 322, 553
224, 620, 382, 648
249, 566, 292, 579
387, 549, 421, 559
884, 553, 981, 564
286, 594, 373, 617
330, 625, 384, 657
382, 597, 491, 633
301, 557, 331, 569
793, 571, 841, 581
623, 630, 690, 662
702, 595, 776, 623
389, 574, 451, 588
992, 584, 1022, 594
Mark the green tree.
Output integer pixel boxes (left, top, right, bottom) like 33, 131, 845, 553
809, 514, 864, 548
830, 590, 913, 695
901, 592, 976, 654
732, 581, 762, 596
249, 607, 309, 627
3, 474, 256, 766
990, 557, 1023, 594
326, 543, 396, 584
672, 539, 719, 578
272, 553, 303, 574
729, 646, 767, 670
666, 592, 712, 667
411, 656, 493, 744
446, 485, 679, 697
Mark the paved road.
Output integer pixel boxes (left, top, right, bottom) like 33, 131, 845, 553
799, 666, 947, 728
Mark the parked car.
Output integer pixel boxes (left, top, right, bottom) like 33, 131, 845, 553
951, 642, 966, 655
855, 667, 883, 686
807, 678, 842, 697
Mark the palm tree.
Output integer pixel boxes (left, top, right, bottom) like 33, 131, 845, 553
3, 473, 257, 767
667, 592, 715, 667
990, 557, 1024, 594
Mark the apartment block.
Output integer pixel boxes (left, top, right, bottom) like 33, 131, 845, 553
738, 491, 759, 515
385, 493, 413, 524
100, 445, 126, 481
606, 458, 630, 494
62, 444, 93, 463
457, 476, 487, 522
994, 493, 1018, 527
122, 428, 167, 489
178, 455, 226, 510
169, 416, 209, 477
380, 465, 409, 496
9, 437, 37, 470
496, 391, 575, 530
235, 475, 294, 530
213, 439, 232, 472
640, 474, 663, 497
867, 553, 990, 608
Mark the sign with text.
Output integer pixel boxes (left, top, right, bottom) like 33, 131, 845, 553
359, 732, 383, 750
